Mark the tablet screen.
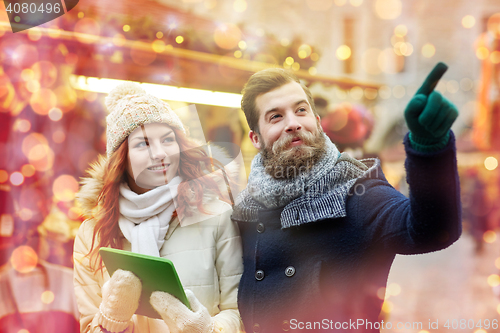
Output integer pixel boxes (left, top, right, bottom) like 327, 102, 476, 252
99, 247, 190, 319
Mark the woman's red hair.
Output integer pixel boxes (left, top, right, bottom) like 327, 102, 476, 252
87, 126, 233, 271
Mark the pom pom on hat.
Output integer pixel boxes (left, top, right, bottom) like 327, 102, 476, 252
105, 82, 147, 112
105, 82, 185, 157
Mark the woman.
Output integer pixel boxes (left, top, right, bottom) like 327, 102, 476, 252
73, 83, 243, 333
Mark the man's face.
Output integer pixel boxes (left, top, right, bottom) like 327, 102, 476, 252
249, 81, 325, 179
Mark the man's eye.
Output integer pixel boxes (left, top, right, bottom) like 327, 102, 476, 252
270, 114, 281, 120
298, 107, 307, 112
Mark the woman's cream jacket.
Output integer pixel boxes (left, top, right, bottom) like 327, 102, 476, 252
73, 156, 243, 333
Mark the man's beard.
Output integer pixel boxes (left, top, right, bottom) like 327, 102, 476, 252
260, 127, 326, 179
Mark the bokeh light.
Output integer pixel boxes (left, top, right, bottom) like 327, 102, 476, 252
10, 172, 24, 186
152, 40, 166, 53
32, 61, 57, 88
298, 44, 312, 59
0, 170, 8, 183
350, 87, 364, 100
123, 25, 131, 32
350, 0, 363, 7
41, 290, 55, 304
53, 174, 79, 202
460, 78, 473, 91
336, 45, 351, 60
381, 300, 393, 313
306, 0, 334, 11
379, 85, 391, 99
491, 51, 500, 64
233, 0, 247, 12
484, 230, 497, 243
462, 15, 476, 28
52, 130, 66, 143
11, 245, 38, 274
54, 86, 78, 112
234, 50, 242, 58
308, 67, 317, 75
22, 133, 54, 172
27, 27, 42, 41
364, 88, 378, 100
48, 108, 63, 121
156, 31, 164, 39
394, 24, 407, 37
311, 53, 320, 61
476, 47, 489, 60
387, 282, 401, 296
374, 0, 402, 20
213, 24, 242, 49
14, 119, 31, 133
291, 62, 300, 71
488, 274, 500, 287
393, 85, 406, 98
446, 80, 459, 94
13, 44, 39, 68
495, 257, 500, 269
238, 41, 247, 49
30, 89, 57, 115
21, 164, 36, 177
485, 156, 498, 170
377, 287, 386, 299
487, 13, 500, 37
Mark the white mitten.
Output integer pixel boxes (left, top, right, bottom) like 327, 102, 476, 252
150, 289, 214, 333
97, 269, 142, 332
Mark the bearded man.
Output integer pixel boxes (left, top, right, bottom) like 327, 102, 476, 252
231, 64, 462, 333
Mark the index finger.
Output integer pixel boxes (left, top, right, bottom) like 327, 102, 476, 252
415, 62, 448, 96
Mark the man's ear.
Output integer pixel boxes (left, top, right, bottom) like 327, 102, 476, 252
249, 130, 261, 149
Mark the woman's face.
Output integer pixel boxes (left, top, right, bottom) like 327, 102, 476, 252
126, 123, 180, 194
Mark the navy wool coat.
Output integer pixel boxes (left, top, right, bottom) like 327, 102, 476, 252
232, 133, 462, 333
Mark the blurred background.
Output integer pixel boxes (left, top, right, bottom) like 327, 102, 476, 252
1, 0, 500, 332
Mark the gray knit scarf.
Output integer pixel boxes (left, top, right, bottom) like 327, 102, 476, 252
232, 134, 380, 228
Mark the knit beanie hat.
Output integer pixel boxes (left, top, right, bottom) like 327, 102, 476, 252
105, 82, 185, 157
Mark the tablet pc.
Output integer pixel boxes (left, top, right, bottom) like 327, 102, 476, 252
99, 247, 190, 319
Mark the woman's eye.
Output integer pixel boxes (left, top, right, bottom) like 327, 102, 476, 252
135, 141, 148, 148
298, 107, 307, 113
163, 137, 175, 143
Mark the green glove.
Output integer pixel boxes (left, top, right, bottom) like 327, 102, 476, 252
404, 62, 459, 152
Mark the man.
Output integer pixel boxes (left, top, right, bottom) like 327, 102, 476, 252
231, 63, 461, 332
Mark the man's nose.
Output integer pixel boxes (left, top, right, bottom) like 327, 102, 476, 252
285, 115, 302, 133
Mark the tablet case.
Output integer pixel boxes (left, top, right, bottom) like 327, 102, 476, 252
99, 247, 190, 319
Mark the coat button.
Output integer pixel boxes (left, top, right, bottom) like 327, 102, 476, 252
256, 223, 265, 233
253, 323, 261, 333
285, 266, 295, 277
282, 320, 290, 331
255, 270, 264, 281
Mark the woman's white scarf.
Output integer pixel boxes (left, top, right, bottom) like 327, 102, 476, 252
118, 176, 182, 257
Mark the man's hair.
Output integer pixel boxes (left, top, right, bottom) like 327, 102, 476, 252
241, 68, 317, 133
